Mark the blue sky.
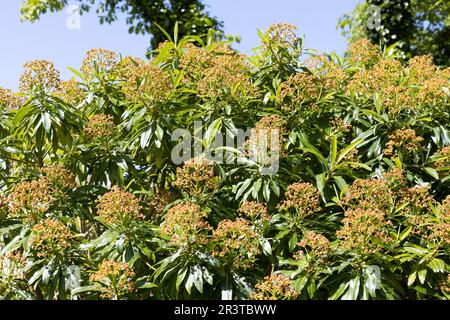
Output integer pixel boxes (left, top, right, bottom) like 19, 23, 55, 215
0, 0, 360, 90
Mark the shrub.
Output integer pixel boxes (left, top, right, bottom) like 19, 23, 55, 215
0, 24, 449, 300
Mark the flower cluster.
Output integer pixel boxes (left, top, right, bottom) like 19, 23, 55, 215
442, 196, 450, 222
149, 189, 176, 219
179, 43, 214, 81
417, 75, 449, 106
19, 60, 61, 93
433, 146, 450, 170
114, 55, 145, 79
279, 72, 322, 110
54, 79, 84, 105
212, 218, 260, 270
407, 56, 437, 84
247, 115, 287, 160
303, 54, 349, 90
262, 23, 302, 58
172, 157, 218, 198
41, 164, 77, 190
238, 201, 270, 222
347, 58, 411, 113
342, 178, 391, 211
197, 52, 254, 100
89, 260, 136, 299
84, 114, 117, 141
30, 219, 73, 259
81, 48, 119, 76
161, 202, 211, 246
336, 208, 394, 255
383, 167, 408, 192
298, 231, 331, 259
439, 274, 450, 294
0, 252, 26, 297
251, 274, 298, 300
96, 186, 143, 225
277, 183, 321, 218
180, 44, 254, 101
122, 62, 173, 104
399, 185, 433, 212
347, 39, 380, 67
0, 87, 22, 110
384, 129, 424, 158
331, 117, 352, 134
426, 217, 450, 246
7, 177, 56, 223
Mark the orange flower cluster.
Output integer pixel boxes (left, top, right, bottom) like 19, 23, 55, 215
347, 39, 380, 67
304, 55, 349, 90
343, 178, 391, 211
179, 43, 213, 82
114, 55, 145, 79
238, 201, 270, 221
212, 218, 260, 270
277, 182, 321, 218
161, 202, 211, 246
347, 59, 410, 113
433, 146, 450, 170
96, 186, 143, 225
8, 177, 56, 223
19, 60, 61, 93
81, 48, 119, 76
279, 72, 322, 110
262, 23, 302, 58
54, 79, 84, 105
89, 260, 136, 299
407, 55, 437, 84
336, 208, 393, 255
384, 129, 424, 157
180, 43, 254, 101
149, 189, 176, 217
442, 196, 450, 222
298, 231, 331, 259
41, 164, 77, 190
197, 52, 254, 100
122, 62, 173, 104
84, 114, 117, 141
427, 223, 450, 245
251, 274, 298, 300
331, 117, 352, 134
173, 157, 218, 197
439, 274, 450, 294
0, 87, 22, 110
399, 185, 433, 211
31, 218, 73, 259
247, 115, 287, 160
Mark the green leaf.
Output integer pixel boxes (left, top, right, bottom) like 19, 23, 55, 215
418, 269, 427, 284
427, 258, 445, 273
329, 281, 350, 300
288, 233, 298, 252
342, 277, 360, 300
407, 271, 417, 286
176, 267, 188, 290
424, 167, 439, 180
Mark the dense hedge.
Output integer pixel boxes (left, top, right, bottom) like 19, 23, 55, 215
0, 23, 449, 300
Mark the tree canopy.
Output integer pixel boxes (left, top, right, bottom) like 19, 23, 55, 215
338, 0, 450, 66
20, 0, 223, 49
